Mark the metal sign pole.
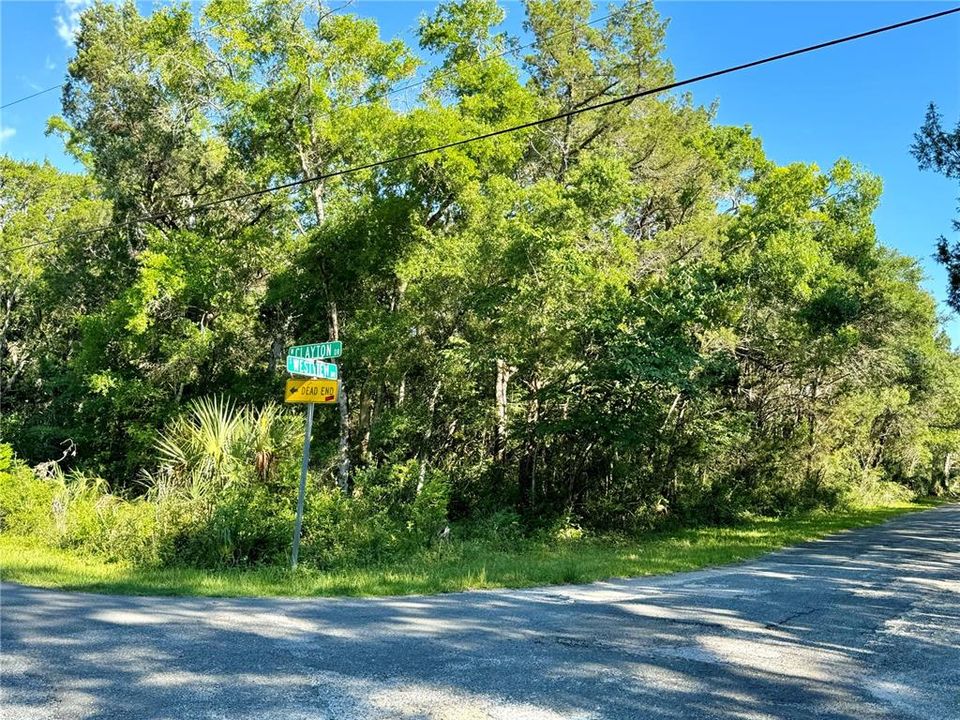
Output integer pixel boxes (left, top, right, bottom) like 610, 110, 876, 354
291, 401, 315, 570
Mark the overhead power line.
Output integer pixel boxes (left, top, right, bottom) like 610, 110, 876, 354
164, 7, 628, 205
318, 0, 356, 22
0, 0, 617, 115
0, 84, 62, 110
0, 0, 362, 112
4, 5, 959, 257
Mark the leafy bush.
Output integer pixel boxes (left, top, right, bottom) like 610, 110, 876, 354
121, 396, 306, 568
0, 399, 307, 569
841, 473, 915, 508
30, 471, 162, 564
0, 447, 166, 564
0, 444, 55, 536
175, 483, 293, 567
301, 460, 449, 568
1, 405, 453, 571
459, 509, 525, 545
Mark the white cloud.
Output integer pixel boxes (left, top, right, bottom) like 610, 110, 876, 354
17, 75, 45, 92
55, 0, 93, 47
0, 127, 16, 146
45, 56, 57, 72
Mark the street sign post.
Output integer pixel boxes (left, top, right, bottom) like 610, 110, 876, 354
286, 355, 338, 379
290, 401, 313, 571
288, 341, 342, 360
287, 341, 342, 570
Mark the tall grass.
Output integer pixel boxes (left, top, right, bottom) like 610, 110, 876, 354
1, 397, 449, 571
0, 501, 935, 598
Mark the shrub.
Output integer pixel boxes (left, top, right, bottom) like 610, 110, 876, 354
0, 449, 168, 565
0, 444, 55, 537
841, 473, 915, 508
300, 460, 449, 568
175, 483, 293, 567
144, 397, 304, 567
38, 471, 162, 564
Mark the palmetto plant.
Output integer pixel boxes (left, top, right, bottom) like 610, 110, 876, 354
155, 396, 242, 494
247, 402, 300, 484
154, 396, 300, 495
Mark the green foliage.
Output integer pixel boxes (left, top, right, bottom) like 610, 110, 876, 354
0, 451, 163, 565
153, 397, 301, 491
50, 473, 161, 564
174, 482, 292, 567
4, 1, 960, 578
0, 502, 934, 598
146, 397, 304, 567
0, 445, 56, 536
912, 103, 960, 311
0, 412, 447, 571
301, 460, 449, 568
0, 402, 304, 568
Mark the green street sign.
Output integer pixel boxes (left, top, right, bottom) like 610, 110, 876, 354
289, 341, 342, 360
287, 355, 338, 379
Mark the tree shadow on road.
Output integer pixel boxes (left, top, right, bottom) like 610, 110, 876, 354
3, 505, 959, 719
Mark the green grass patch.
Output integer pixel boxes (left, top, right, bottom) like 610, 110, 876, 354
0, 501, 937, 598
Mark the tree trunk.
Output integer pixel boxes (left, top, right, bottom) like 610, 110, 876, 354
329, 301, 350, 492
295, 132, 346, 488
518, 374, 540, 514
943, 452, 953, 495
804, 376, 819, 489
494, 359, 513, 462
267, 336, 284, 375
416, 379, 443, 494
358, 385, 381, 464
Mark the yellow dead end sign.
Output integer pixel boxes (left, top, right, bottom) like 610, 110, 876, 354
285, 378, 338, 404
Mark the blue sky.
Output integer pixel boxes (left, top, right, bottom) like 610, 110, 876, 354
2, 1, 959, 340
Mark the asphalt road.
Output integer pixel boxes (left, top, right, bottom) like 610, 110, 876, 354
2, 505, 959, 720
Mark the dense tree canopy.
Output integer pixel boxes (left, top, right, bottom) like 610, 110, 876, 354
3, 0, 959, 548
